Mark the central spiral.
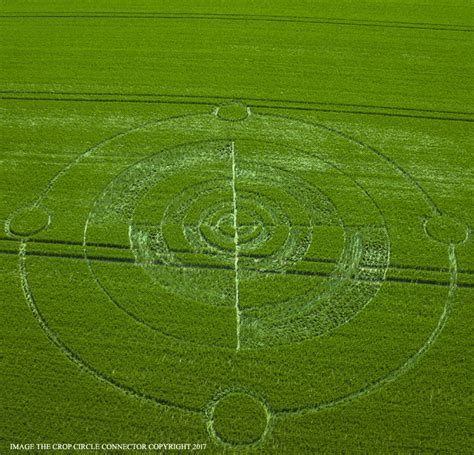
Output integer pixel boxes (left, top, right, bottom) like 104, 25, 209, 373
128, 141, 340, 308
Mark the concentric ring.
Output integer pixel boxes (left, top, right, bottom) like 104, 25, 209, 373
85, 137, 389, 348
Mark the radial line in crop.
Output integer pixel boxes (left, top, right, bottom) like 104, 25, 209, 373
230, 141, 241, 351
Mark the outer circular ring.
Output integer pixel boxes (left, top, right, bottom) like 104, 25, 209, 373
12, 106, 459, 449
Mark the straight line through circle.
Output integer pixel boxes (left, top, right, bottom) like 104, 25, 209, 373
230, 141, 241, 351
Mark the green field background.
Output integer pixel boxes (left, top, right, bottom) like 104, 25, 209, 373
1, 1, 473, 453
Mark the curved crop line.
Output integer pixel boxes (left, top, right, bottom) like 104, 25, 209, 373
228, 125, 391, 229
261, 112, 441, 215
241, 137, 386, 220
18, 240, 203, 415
274, 243, 458, 416
162, 176, 232, 259
242, 158, 342, 222
83, 230, 234, 350
32, 112, 205, 207
227, 181, 310, 273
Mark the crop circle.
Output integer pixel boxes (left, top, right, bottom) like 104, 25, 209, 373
216, 102, 249, 121
207, 390, 270, 447
16, 107, 458, 449
424, 214, 468, 244
7, 206, 50, 237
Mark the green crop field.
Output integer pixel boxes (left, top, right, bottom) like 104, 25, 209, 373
1, 1, 473, 453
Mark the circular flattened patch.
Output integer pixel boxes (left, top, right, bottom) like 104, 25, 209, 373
7, 206, 50, 237
207, 391, 270, 447
216, 102, 249, 121
425, 215, 468, 244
